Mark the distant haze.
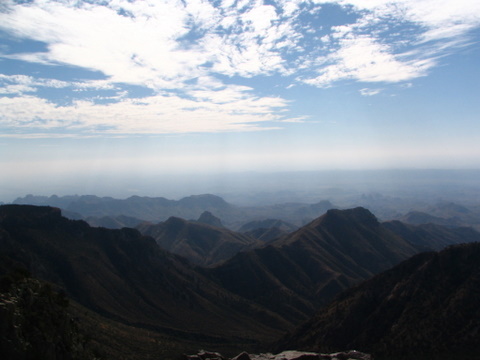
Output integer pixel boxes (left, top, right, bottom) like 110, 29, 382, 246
3, 169, 480, 208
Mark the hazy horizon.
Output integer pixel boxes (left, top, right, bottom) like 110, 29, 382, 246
3, 169, 480, 208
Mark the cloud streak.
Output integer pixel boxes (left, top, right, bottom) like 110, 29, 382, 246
0, 86, 287, 136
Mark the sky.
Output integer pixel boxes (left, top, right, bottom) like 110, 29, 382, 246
1, 0, 480, 201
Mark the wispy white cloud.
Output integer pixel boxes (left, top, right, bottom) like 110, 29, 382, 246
0, 74, 115, 94
279, 116, 310, 123
304, 34, 435, 86
0, 0, 479, 136
360, 88, 383, 96
2, 0, 478, 87
0, 0, 207, 89
0, 0, 300, 85
301, 0, 480, 86
0, 86, 288, 137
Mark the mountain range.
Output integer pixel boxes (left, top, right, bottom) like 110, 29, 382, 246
12, 194, 336, 229
13, 194, 233, 224
1, 203, 480, 359
14, 194, 480, 232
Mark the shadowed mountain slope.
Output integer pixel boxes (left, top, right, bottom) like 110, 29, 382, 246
137, 217, 259, 266
206, 208, 419, 325
239, 219, 299, 234
85, 214, 144, 229
0, 205, 286, 353
242, 226, 288, 243
280, 242, 480, 360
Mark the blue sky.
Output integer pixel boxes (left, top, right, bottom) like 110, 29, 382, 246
1, 0, 480, 200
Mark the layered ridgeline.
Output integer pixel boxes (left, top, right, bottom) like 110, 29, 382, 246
2, 204, 480, 359
137, 214, 298, 267
397, 201, 480, 231
137, 214, 260, 266
383, 220, 480, 252
13, 194, 234, 225
238, 219, 298, 243
13, 194, 335, 229
279, 242, 480, 360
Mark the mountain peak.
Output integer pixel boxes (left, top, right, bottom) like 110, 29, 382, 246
197, 211, 224, 228
320, 207, 379, 227
178, 194, 230, 208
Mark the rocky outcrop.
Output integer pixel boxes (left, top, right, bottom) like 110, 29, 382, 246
184, 350, 372, 360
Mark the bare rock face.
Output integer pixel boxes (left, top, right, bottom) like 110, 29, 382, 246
184, 350, 372, 360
